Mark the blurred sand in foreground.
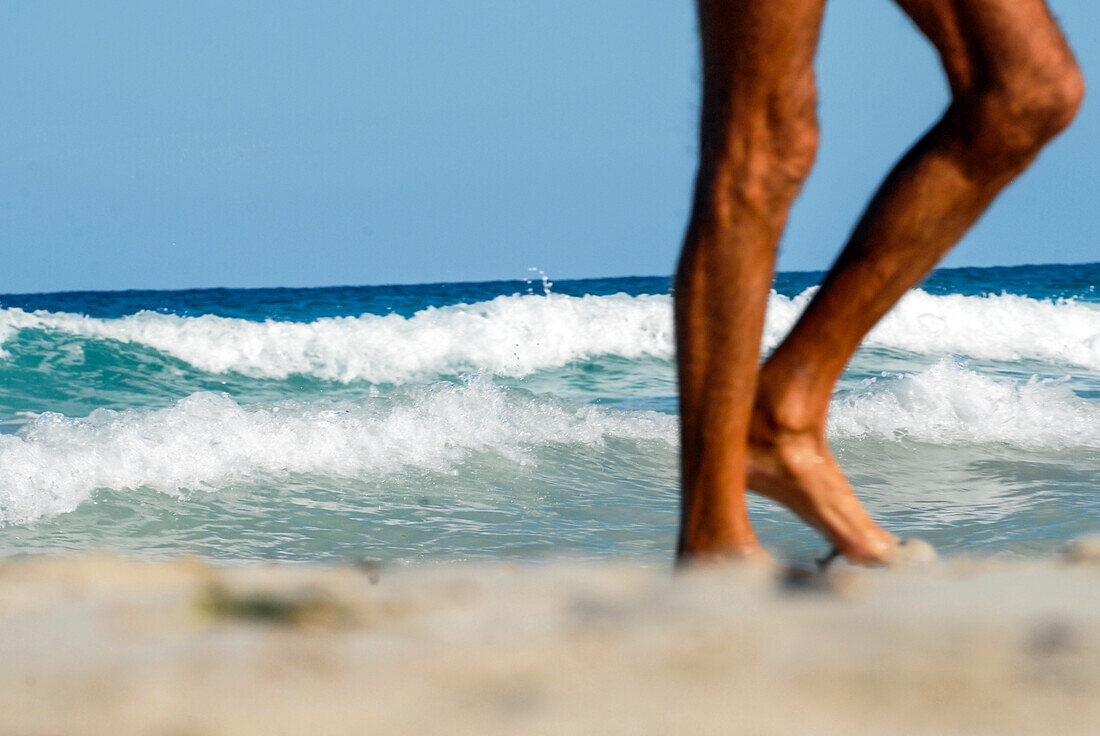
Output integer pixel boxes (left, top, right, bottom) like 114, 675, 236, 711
1, 546, 1098, 735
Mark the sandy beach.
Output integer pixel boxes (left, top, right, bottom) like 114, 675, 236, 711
1, 546, 1097, 735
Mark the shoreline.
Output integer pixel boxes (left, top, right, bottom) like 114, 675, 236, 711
1, 547, 1098, 735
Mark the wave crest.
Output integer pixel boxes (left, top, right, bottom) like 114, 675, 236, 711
3, 288, 1099, 382
830, 361, 1100, 449
0, 379, 675, 525
2, 361, 1097, 525
0, 293, 672, 382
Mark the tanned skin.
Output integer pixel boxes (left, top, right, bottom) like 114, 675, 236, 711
676, 0, 1084, 565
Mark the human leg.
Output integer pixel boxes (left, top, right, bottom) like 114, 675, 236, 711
747, 0, 1083, 562
676, 0, 827, 562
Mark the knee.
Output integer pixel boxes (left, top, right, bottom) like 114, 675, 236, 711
697, 82, 820, 224
954, 56, 1084, 172
760, 82, 822, 188
766, 103, 821, 191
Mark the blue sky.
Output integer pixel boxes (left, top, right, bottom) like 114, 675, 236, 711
2, 1, 1096, 294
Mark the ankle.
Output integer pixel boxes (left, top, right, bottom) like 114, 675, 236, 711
752, 378, 829, 439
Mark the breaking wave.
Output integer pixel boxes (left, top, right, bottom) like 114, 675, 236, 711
2, 288, 1099, 382
0, 379, 675, 525
2, 362, 1098, 525
829, 361, 1100, 449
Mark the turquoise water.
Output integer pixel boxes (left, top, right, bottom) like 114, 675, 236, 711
1, 263, 1099, 565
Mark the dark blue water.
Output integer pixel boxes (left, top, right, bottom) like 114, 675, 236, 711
4, 262, 1095, 322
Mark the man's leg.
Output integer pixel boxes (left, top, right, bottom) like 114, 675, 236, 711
676, 0, 826, 561
746, 0, 1084, 562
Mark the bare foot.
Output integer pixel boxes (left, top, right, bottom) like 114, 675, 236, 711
746, 413, 896, 566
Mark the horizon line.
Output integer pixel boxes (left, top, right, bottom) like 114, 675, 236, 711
2, 259, 1097, 300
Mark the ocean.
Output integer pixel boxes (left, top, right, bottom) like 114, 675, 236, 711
1, 262, 1098, 566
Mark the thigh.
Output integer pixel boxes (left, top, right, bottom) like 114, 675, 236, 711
695, 0, 829, 160
696, 0, 828, 93
892, 0, 1078, 94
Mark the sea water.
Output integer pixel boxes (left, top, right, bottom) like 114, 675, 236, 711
1, 263, 1098, 565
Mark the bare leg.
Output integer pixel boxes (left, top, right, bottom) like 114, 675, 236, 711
747, 0, 1084, 562
676, 0, 826, 562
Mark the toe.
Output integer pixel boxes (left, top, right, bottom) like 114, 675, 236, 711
886, 538, 937, 568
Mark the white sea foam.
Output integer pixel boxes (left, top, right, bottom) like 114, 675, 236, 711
860, 290, 1100, 368
0, 294, 672, 381
2, 288, 1099, 381
829, 361, 1100, 449
0, 379, 676, 525
2, 361, 1098, 525
764, 288, 1100, 371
